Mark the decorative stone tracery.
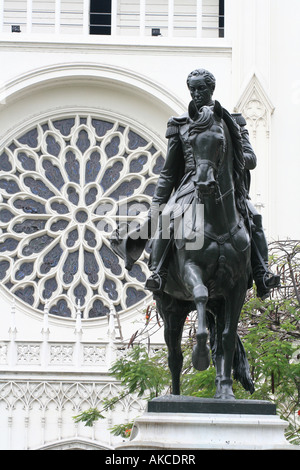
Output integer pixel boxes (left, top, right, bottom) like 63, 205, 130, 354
234, 74, 275, 225
234, 74, 274, 141
0, 378, 145, 450
0, 112, 165, 318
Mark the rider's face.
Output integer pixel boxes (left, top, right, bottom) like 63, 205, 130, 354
189, 76, 213, 109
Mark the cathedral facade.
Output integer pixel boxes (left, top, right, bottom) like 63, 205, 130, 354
0, 0, 299, 449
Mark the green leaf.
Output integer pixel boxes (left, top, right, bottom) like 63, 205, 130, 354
73, 408, 105, 427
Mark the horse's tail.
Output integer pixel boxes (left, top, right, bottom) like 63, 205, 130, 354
233, 334, 255, 394
206, 311, 255, 394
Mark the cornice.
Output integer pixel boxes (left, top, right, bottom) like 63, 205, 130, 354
35, 438, 114, 450
0, 34, 232, 56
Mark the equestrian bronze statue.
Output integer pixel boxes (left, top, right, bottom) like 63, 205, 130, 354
111, 69, 280, 399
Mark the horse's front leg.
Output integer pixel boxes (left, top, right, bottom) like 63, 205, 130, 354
183, 263, 210, 371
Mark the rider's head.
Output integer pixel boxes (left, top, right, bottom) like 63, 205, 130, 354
187, 69, 215, 110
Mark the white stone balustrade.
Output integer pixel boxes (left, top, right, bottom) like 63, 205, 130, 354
1, 302, 125, 370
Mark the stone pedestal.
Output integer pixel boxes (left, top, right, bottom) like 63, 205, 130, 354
116, 396, 298, 450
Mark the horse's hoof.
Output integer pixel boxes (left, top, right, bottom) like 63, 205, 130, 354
192, 344, 210, 371
214, 380, 235, 400
214, 392, 235, 400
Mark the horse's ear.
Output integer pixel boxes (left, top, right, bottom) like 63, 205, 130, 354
214, 100, 223, 120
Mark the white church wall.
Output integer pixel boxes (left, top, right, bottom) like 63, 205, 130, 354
268, 0, 300, 240
230, 0, 300, 240
0, 0, 299, 450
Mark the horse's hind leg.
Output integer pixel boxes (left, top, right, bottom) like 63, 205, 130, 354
155, 294, 187, 395
219, 285, 248, 399
213, 302, 226, 398
183, 263, 210, 371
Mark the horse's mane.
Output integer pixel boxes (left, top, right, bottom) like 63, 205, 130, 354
222, 108, 248, 218
188, 105, 215, 134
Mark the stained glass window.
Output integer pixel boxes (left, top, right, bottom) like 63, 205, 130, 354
0, 113, 165, 319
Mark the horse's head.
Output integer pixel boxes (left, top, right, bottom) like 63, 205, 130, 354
189, 101, 225, 197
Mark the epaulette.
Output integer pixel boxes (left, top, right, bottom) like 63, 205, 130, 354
165, 117, 180, 138
231, 113, 247, 127
165, 114, 188, 138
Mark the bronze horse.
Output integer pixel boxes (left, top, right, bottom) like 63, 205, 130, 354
111, 102, 255, 399
153, 102, 254, 399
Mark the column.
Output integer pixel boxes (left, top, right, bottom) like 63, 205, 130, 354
111, 0, 117, 35
75, 301, 82, 336
27, 0, 33, 33
8, 300, 17, 367
224, 0, 234, 41
83, 0, 90, 35
74, 300, 82, 368
196, 0, 202, 38
7, 416, 13, 450
0, 0, 4, 33
106, 303, 117, 367
55, 0, 61, 34
41, 301, 50, 368
139, 0, 145, 36
107, 303, 116, 341
168, 0, 174, 38
24, 416, 29, 450
41, 416, 46, 447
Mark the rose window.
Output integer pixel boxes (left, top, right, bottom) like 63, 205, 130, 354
0, 113, 165, 318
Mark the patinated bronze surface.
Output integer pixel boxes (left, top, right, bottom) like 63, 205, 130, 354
110, 69, 280, 399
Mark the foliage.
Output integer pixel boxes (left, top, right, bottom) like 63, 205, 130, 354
109, 343, 170, 399
234, 240, 300, 444
109, 422, 135, 439
73, 408, 105, 427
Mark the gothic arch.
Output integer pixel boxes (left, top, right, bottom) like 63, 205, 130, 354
35, 437, 114, 450
0, 62, 186, 117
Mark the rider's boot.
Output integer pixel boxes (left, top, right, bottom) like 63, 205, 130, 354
145, 233, 170, 293
251, 214, 281, 299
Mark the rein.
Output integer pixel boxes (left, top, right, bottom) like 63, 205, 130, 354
213, 182, 249, 253
193, 152, 249, 253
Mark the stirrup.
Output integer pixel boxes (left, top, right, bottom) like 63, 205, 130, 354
263, 272, 281, 289
145, 273, 165, 293
256, 272, 281, 300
